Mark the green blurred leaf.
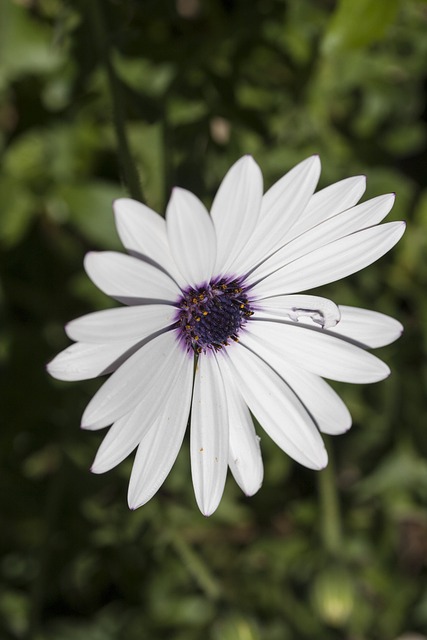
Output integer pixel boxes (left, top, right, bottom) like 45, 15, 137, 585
0, 589, 29, 637
0, 175, 35, 246
0, 0, 64, 86
212, 615, 260, 640
322, 0, 400, 54
3, 131, 48, 183
356, 449, 427, 501
54, 181, 124, 248
128, 123, 165, 211
114, 53, 173, 98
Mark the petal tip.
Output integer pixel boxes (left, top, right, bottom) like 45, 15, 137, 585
127, 494, 140, 511
239, 154, 261, 173
197, 497, 219, 517
318, 448, 329, 469
83, 251, 96, 270
45, 359, 65, 381
306, 154, 322, 174
112, 197, 127, 212
378, 363, 391, 381
243, 482, 262, 497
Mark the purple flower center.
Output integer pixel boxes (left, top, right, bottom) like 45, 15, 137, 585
177, 279, 253, 354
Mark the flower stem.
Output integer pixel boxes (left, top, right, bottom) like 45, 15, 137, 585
318, 441, 343, 556
169, 531, 222, 601
89, 0, 144, 202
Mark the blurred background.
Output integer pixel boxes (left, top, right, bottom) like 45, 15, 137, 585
1, 0, 426, 638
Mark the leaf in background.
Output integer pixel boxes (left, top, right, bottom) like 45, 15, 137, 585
356, 449, 427, 501
128, 123, 165, 212
114, 53, 173, 98
55, 181, 124, 249
322, 0, 400, 54
0, 0, 65, 86
0, 176, 35, 247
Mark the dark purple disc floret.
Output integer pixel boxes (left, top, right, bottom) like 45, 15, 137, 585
177, 278, 254, 354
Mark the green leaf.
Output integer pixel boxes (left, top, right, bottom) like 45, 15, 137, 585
322, 0, 400, 54
0, 0, 64, 85
0, 176, 35, 247
54, 181, 124, 249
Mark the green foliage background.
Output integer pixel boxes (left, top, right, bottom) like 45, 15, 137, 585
1, 0, 426, 638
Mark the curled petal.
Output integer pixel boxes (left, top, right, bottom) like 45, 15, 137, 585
255, 294, 341, 329
330, 306, 403, 348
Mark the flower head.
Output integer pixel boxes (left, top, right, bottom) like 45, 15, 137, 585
47, 155, 405, 515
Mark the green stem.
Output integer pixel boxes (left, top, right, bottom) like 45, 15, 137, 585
89, 0, 144, 202
169, 531, 222, 601
318, 440, 343, 556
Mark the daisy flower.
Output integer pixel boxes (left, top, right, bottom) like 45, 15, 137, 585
47, 156, 405, 515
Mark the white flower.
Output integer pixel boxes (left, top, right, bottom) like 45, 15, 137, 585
47, 156, 405, 515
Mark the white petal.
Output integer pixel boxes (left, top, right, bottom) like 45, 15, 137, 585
223, 344, 328, 470
218, 360, 263, 495
113, 198, 185, 285
66, 305, 177, 343
281, 368, 352, 436
84, 251, 181, 304
249, 193, 396, 284
238, 330, 351, 435
236, 156, 321, 274
211, 156, 263, 276
289, 175, 367, 240
242, 320, 390, 383
47, 340, 137, 381
255, 294, 341, 329
166, 187, 216, 287
330, 306, 403, 348
91, 409, 150, 474
81, 329, 186, 429
252, 221, 405, 297
190, 354, 229, 516
91, 353, 188, 473
127, 353, 193, 509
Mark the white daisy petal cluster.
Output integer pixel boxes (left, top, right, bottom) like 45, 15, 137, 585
47, 155, 405, 515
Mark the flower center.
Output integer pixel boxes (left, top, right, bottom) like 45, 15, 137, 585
177, 279, 253, 354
